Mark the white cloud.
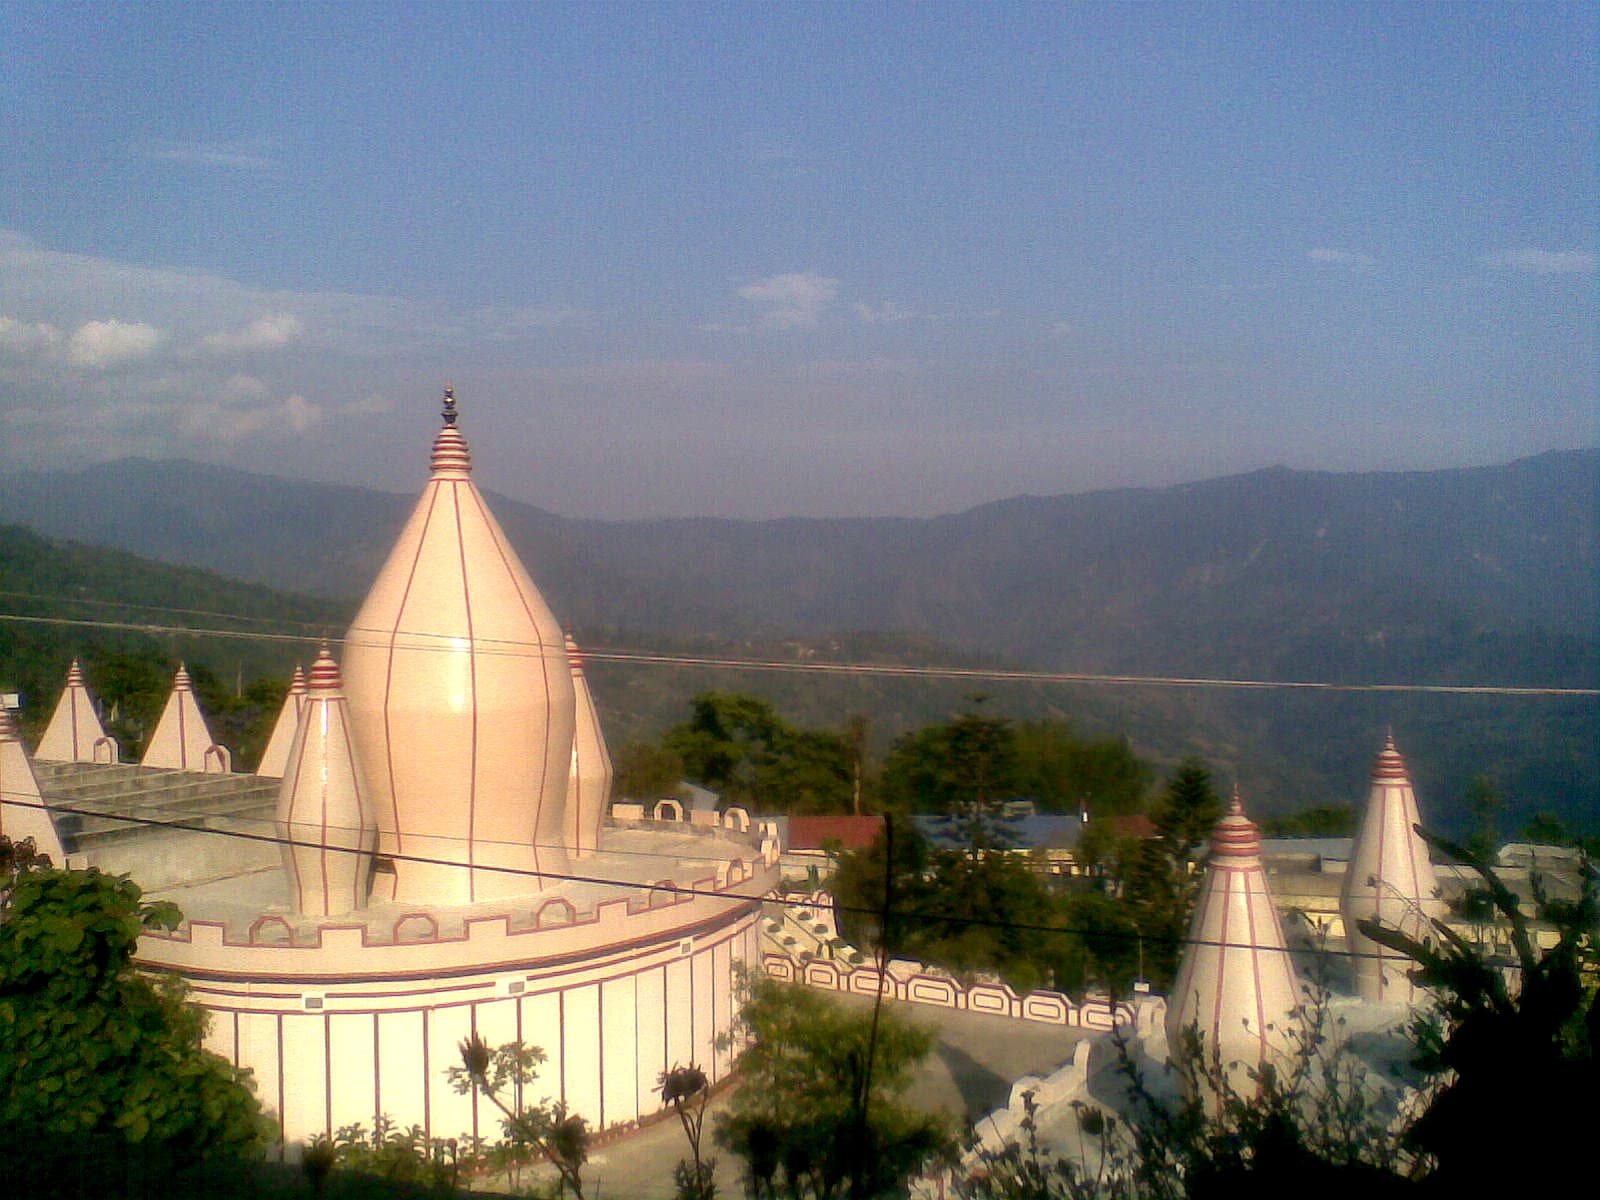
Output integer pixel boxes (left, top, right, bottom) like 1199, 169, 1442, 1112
853, 300, 917, 324
0, 315, 61, 356
200, 313, 305, 354
67, 319, 164, 368
1307, 248, 1376, 269
137, 137, 276, 171
1480, 248, 1597, 275
737, 272, 839, 330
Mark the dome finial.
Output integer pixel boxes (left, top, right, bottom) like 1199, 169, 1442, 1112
441, 384, 458, 427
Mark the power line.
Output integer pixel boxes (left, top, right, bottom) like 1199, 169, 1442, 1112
2, 608, 1593, 697
0, 787, 1449, 965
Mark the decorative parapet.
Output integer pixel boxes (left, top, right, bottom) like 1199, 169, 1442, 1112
135, 848, 781, 979
762, 950, 1136, 1030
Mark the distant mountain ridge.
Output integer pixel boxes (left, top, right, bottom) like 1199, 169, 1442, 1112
2, 449, 1592, 672
1, 449, 1594, 826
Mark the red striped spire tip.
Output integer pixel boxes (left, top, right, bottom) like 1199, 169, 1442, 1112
308, 642, 342, 691
0, 704, 17, 740
1373, 732, 1410, 781
430, 384, 472, 476
1210, 785, 1262, 859
66, 659, 86, 687
173, 663, 192, 691
289, 664, 308, 694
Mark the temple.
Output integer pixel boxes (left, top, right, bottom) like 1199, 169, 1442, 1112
1166, 788, 1301, 1098
1339, 734, 1444, 1004
14, 390, 780, 1146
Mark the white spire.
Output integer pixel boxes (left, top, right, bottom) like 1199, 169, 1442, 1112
342, 388, 576, 903
276, 646, 376, 917
35, 659, 111, 763
141, 664, 229, 771
1340, 734, 1444, 1004
1166, 787, 1301, 1101
563, 633, 613, 858
0, 706, 67, 863
256, 664, 308, 779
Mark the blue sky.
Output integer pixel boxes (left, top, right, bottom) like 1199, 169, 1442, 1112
0, 1, 1593, 518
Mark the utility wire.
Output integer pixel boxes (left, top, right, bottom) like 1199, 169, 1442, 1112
2, 608, 1593, 697
0, 788, 1466, 964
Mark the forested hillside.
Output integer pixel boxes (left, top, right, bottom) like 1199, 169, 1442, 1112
1, 449, 1593, 830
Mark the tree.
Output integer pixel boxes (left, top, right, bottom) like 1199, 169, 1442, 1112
1012, 722, 1152, 817
1359, 829, 1596, 1190
615, 738, 686, 800
879, 704, 1025, 829
450, 1033, 590, 1199
0, 855, 268, 1161
1462, 774, 1503, 862
716, 970, 956, 1200
664, 692, 854, 813
661, 1063, 717, 1200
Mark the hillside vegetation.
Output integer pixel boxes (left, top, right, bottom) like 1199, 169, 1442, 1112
0, 450, 1594, 829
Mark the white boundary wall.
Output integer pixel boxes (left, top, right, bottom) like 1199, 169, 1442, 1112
762, 951, 1136, 1030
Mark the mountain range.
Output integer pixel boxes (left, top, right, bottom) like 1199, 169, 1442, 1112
1, 449, 1594, 831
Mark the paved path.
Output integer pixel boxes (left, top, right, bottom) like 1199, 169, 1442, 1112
530, 992, 1097, 1200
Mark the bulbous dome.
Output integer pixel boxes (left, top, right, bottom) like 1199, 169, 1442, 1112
343, 389, 575, 903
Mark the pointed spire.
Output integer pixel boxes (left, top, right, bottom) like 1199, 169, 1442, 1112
276, 644, 375, 917
0, 705, 68, 863
430, 384, 472, 476
36, 658, 110, 763
344, 386, 575, 903
1166, 787, 1301, 1104
1341, 733, 1443, 1005
256, 663, 310, 780
564, 632, 613, 858
141, 664, 220, 771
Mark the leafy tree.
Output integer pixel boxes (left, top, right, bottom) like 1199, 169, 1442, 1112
1462, 774, 1504, 862
661, 1063, 717, 1200
1359, 829, 1596, 1190
664, 692, 854, 813
1148, 758, 1221, 862
450, 1033, 590, 1199
1258, 804, 1356, 838
1012, 722, 1152, 817
0, 855, 268, 1159
715, 970, 956, 1200
615, 738, 686, 800
879, 704, 1024, 828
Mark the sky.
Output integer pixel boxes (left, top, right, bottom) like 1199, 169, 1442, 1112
0, 1, 1593, 519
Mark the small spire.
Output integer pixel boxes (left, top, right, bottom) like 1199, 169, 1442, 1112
1374, 732, 1409, 781
308, 641, 341, 691
66, 658, 86, 687
1210, 786, 1262, 859
289, 663, 308, 695
430, 386, 472, 476
174, 663, 192, 691
0, 704, 18, 740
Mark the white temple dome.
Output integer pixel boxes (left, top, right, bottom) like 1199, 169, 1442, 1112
342, 388, 576, 903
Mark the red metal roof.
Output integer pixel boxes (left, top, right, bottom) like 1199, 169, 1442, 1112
786, 815, 885, 852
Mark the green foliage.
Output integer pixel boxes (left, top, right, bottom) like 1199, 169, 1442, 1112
316, 1116, 467, 1193
1358, 829, 1597, 1187
1462, 774, 1504, 862
1257, 804, 1356, 838
880, 705, 1024, 821
0, 860, 268, 1158
716, 970, 956, 1200
661, 1064, 717, 1200
1012, 723, 1152, 817
964, 989, 1416, 1200
663, 692, 855, 813
614, 738, 686, 800
449, 1033, 590, 1199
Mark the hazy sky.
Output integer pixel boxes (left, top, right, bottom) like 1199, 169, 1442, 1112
0, 2, 1593, 518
